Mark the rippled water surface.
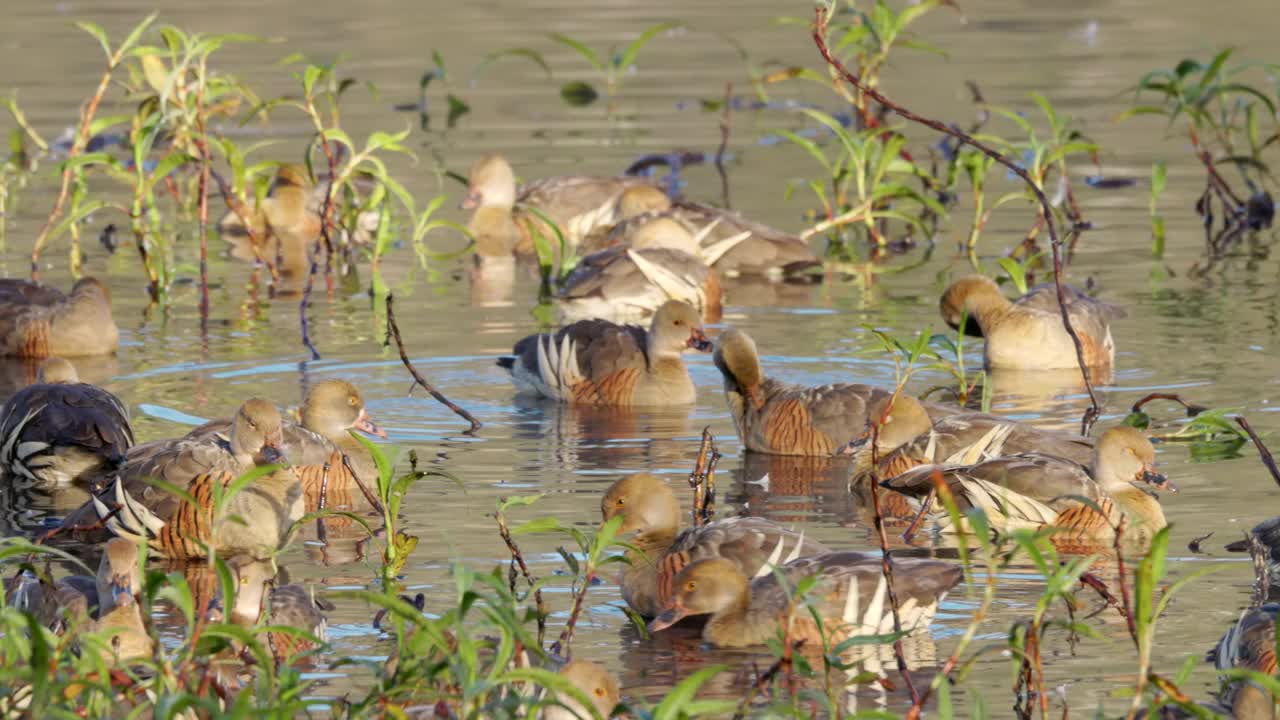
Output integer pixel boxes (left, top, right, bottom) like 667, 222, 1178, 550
2, 0, 1279, 714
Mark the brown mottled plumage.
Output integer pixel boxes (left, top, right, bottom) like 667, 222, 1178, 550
601, 473, 831, 618
883, 426, 1172, 550
461, 154, 654, 257
498, 300, 711, 407
713, 329, 949, 456
584, 186, 820, 279
186, 380, 385, 512
939, 275, 1123, 370
0, 357, 133, 487
1211, 604, 1280, 720
648, 552, 962, 648
0, 277, 117, 357
62, 399, 302, 559
557, 218, 723, 323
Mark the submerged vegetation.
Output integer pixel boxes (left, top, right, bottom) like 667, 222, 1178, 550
0, 0, 1279, 718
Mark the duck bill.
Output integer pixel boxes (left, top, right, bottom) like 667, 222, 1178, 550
1139, 466, 1176, 493
647, 605, 689, 633
687, 328, 713, 353
353, 408, 388, 439
459, 191, 481, 210
260, 436, 286, 465
838, 430, 872, 457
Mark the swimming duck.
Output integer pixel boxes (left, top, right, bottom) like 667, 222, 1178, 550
939, 275, 1122, 371
1226, 518, 1280, 598
461, 154, 654, 257
0, 277, 117, 357
648, 551, 962, 648
1209, 604, 1280, 720
498, 300, 712, 407
584, 185, 821, 279
855, 400, 1094, 480
601, 472, 831, 618
7, 536, 142, 633
556, 217, 724, 324
187, 379, 385, 512
63, 399, 302, 560
0, 357, 133, 487
544, 659, 620, 720
882, 426, 1172, 549
712, 329, 953, 456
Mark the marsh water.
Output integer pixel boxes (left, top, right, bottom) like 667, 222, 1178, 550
2, 0, 1279, 714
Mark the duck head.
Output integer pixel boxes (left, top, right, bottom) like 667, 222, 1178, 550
647, 300, 712, 356
712, 328, 764, 410
601, 473, 679, 536
939, 275, 1006, 336
461, 154, 516, 210
96, 537, 142, 615
1095, 426, 1175, 493
70, 276, 112, 308
231, 398, 287, 466
36, 357, 79, 384
616, 184, 671, 218
303, 379, 387, 442
648, 557, 748, 632
840, 393, 932, 457
546, 660, 620, 720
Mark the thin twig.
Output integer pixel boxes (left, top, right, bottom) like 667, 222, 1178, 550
194, 63, 212, 336
1130, 393, 1207, 417
687, 428, 719, 527
1235, 416, 1280, 489
900, 488, 934, 544
868, 402, 920, 705
209, 168, 279, 283
495, 505, 547, 648
1113, 517, 1139, 646
715, 82, 733, 209
731, 647, 805, 720
812, 9, 1102, 436
299, 240, 321, 360
384, 294, 482, 432
551, 560, 593, 659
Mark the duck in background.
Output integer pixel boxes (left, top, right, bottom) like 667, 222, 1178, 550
584, 184, 821, 280
555, 217, 725, 324
461, 154, 655, 258
0, 277, 117, 358
498, 300, 711, 407
939, 275, 1124, 371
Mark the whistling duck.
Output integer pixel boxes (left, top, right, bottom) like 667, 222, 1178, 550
498, 300, 712, 407
0, 277, 117, 357
1209, 604, 1280, 720
63, 399, 302, 560
544, 660, 620, 720
601, 473, 831, 618
461, 154, 654, 258
939, 275, 1123, 371
556, 217, 724, 323
187, 379, 385, 512
584, 185, 821, 279
882, 426, 1173, 549
648, 551, 962, 648
0, 357, 133, 487
712, 329, 955, 456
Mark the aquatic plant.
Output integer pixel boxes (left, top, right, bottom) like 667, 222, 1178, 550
548, 22, 681, 106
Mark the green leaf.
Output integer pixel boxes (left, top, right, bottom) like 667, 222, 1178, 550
559, 81, 599, 107
115, 13, 160, 61
549, 33, 605, 72
1150, 160, 1167, 204
650, 665, 731, 720
511, 517, 562, 535
617, 22, 680, 71
76, 21, 112, 59
474, 48, 552, 79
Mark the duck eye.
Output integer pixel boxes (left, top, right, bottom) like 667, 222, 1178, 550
594, 687, 606, 698
685, 580, 696, 592
348, 396, 358, 406
247, 421, 257, 431
615, 498, 625, 506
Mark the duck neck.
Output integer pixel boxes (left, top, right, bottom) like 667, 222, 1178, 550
622, 527, 676, 616
704, 583, 756, 647
963, 288, 1013, 331
468, 207, 520, 258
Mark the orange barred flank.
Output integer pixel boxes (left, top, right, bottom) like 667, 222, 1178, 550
877, 452, 922, 481
572, 368, 641, 406
1078, 330, 1111, 368
1048, 498, 1119, 555
268, 630, 316, 665
20, 321, 50, 358
155, 471, 232, 560
655, 550, 691, 606
702, 272, 722, 322
762, 399, 833, 455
